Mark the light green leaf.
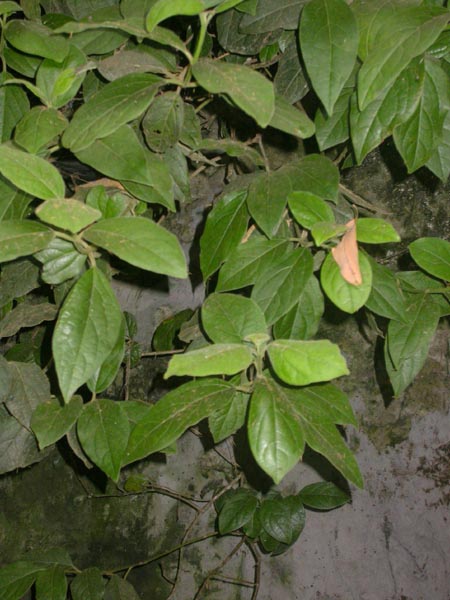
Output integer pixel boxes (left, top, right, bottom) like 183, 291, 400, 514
260, 495, 305, 545
125, 379, 237, 464
35, 565, 67, 600
357, 6, 449, 110
0, 144, 65, 200
393, 59, 448, 173
240, 0, 304, 32
83, 217, 187, 278
202, 293, 267, 343
350, 58, 424, 164
320, 251, 373, 313
4, 20, 69, 61
209, 388, 249, 443
364, 257, 408, 322
52, 267, 123, 402
246, 169, 291, 237
273, 275, 324, 340
268, 339, 349, 386
192, 58, 275, 127
62, 73, 161, 152
269, 95, 315, 139
0, 561, 43, 600
36, 199, 101, 233
408, 237, 450, 281
252, 248, 314, 325
71, 568, 106, 600
0, 73, 29, 143
164, 343, 253, 378
300, 0, 358, 115
311, 221, 346, 246
248, 377, 305, 484
288, 154, 340, 201
0, 220, 54, 262
299, 481, 350, 509
0, 2, 22, 16
4, 361, 51, 429
31, 396, 83, 449
0, 301, 57, 338
34, 238, 87, 285
217, 237, 291, 292
77, 399, 129, 481
288, 191, 335, 229
356, 218, 400, 243
14, 106, 67, 154
218, 489, 258, 534
142, 91, 185, 152
200, 190, 249, 279
146, 0, 204, 32
104, 575, 140, 600
87, 315, 126, 394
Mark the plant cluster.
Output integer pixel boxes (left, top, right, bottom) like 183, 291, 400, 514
0, 0, 449, 598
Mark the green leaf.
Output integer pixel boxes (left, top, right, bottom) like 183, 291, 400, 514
0, 561, 43, 600
98, 47, 173, 81
268, 339, 349, 386
0, 258, 40, 307
0, 301, 57, 338
87, 315, 126, 394
246, 169, 292, 237
5, 20, 69, 61
274, 34, 309, 104
425, 109, 450, 181
195, 138, 265, 167
164, 343, 253, 378
0, 354, 12, 403
209, 388, 249, 442
216, 7, 280, 55
35, 565, 67, 600
218, 489, 258, 534
23, 547, 73, 569
260, 495, 305, 545
142, 91, 185, 152
364, 257, 408, 322
31, 396, 83, 449
202, 293, 267, 343
217, 237, 290, 292
0, 2, 22, 17
52, 267, 123, 402
77, 399, 129, 481
385, 338, 430, 397
192, 58, 275, 127
14, 106, 67, 154
356, 218, 400, 244
252, 248, 313, 325
288, 191, 335, 229
34, 238, 87, 285
104, 575, 140, 600
357, 6, 449, 110
71, 568, 106, 600
240, 0, 304, 32
350, 58, 424, 164
311, 221, 347, 246
408, 237, 450, 281
36, 199, 101, 233
4, 361, 50, 430
299, 481, 350, 509
0, 175, 33, 222
300, 0, 358, 115
0, 73, 29, 143
146, 0, 204, 32
36, 44, 88, 109
289, 154, 340, 201
3, 47, 41, 78
125, 379, 237, 464
315, 83, 352, 151
269, 95, 315, 139
0, 144, 65, 200
153, 309, 193, 351
83, 217, 187, 278
393, 59, 448, 173
200, 190, 249, 279
62, 73, 161, 152
0, 220, 54, 263
248, 376, 305, 484
273, 275, 324, 340
320, 251, 373, 313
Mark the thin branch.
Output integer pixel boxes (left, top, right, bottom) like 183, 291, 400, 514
193, 537, 246, 599
245, 538, 261, 600
140, 349, 185, 358
339, 183, 390, 214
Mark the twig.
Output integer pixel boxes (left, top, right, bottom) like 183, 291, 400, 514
339, 183, 390, 214
245, 538, 261, 600
210, 574, 255, 587
140, 349, 185, 358
194, 537, 246, 599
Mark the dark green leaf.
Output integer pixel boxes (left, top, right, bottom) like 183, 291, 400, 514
0, 301, 57, 338
23, 547, 73, 569
0, 144, 65, 200
299, 481, 350, 509
98, 48, 171, 81
216, 8, 281, 55
52, 267, 123, 402
70, 568, 106, 600
153, 309, 193, 351
142, 91, 184, 152
5, 20, 69, 61
300, 0, 358, 115
83, 217, 187, 278
4, 361, 51, 429
269, 95, 315, 139
202, 293, 267, 343
246, 168, 292, 237
145, 0, 204, 31
409, 237, 450, 281
31, 396, 83, 449
425, 109, 450, 181
288, 154, 340, 201
86, 315, 125, 394
273, 275, 324, 340
0, 2, 22, 16
0, 258, 40, 307
365, 257, 408, 322
35, 238, 87, 285
260, 495, 305, 544
62, 73, 161, 152
0, 561, 42, 600
274, 34, 309, 103
320, 251, 373, 313
315, 83, 352, 151
77, 399, 129, 481
0, 73, 29, 143
0, 176, 33, 222
0, 354, 12, 403
164, 343, 253, 378
385, 335, 430, 397
104, 575, 140, 600
240, 0, 304, 32
218, 488, 258, 534
200, 190, 249, 279
208, 388, 249, 442
35, 565, 67, 600
125, 379, 237, 464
